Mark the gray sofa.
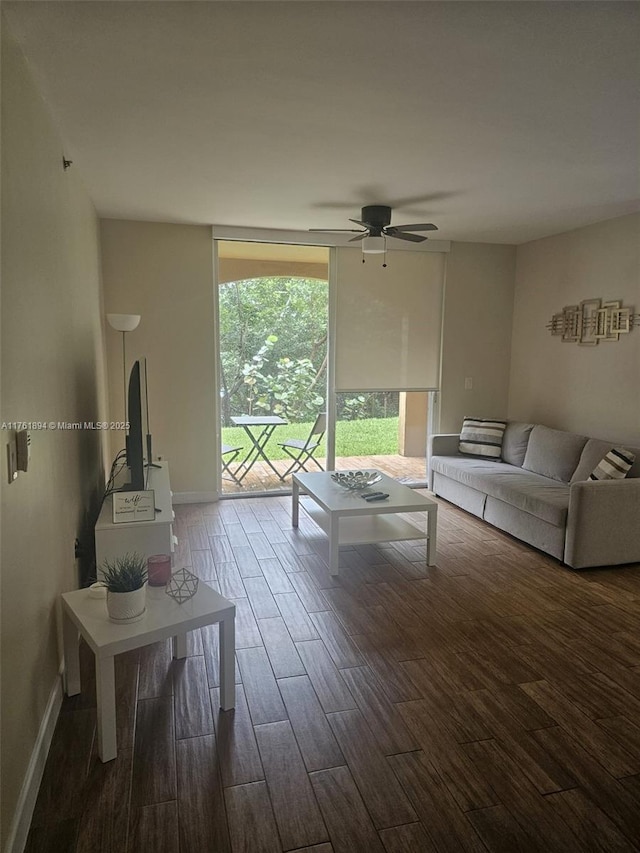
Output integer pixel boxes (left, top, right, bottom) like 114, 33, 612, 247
428, 422, 640, 569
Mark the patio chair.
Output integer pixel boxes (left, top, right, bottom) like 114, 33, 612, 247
277, 413, 327, 480
221, 443, 243, 485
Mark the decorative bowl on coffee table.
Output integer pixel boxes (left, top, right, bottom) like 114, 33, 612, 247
330, 470, 382, 491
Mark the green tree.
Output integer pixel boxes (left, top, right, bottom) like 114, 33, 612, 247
241, 336, 324, 421
218, 277, 328, 424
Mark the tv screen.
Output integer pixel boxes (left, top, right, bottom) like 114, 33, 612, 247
125, 360, 146, 490
139, 357, 153, 465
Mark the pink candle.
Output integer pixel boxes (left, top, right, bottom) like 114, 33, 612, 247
147, 554, 172, 587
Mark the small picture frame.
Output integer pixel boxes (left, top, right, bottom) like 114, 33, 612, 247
561, 305, 581, 342
546, 312, 565, 336
113, 489, 156, 523
595, 301, 621, 341
611, 307, 631, 335
579, 298, 601, 346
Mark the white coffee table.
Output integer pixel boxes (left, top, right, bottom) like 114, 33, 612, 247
61, 582, 235, 762
292, 471, 438, 576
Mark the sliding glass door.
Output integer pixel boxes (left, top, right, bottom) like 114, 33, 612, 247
212, 234, 446, 497
215, 241, 329, 495
334, 390, 431, 486
332, 247, 444, 488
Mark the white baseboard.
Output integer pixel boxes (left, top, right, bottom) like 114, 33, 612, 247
4, 672, 63, 853
172, 491, 219, 504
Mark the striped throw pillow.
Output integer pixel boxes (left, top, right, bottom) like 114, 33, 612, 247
459, 417, 507, 460
589, 447, 635, 480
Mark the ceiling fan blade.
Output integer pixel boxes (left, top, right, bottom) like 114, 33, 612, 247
348, 219, 369, 228
389, 223, 438, 232
386, 230, 427, 243
348, 233, 368, 242
308, 228, 366, 233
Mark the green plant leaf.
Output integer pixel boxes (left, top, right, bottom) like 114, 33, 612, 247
100, 552, 148, 592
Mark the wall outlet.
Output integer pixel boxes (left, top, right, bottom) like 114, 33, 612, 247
464, 376, 473, 390
6, 439, 18, 483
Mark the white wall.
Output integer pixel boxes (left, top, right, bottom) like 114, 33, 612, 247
509, 213, 640, 442
440, 242, 517, 432
1, 23, 107, 849
100, 220, 217, 496
101, 231, 519, 490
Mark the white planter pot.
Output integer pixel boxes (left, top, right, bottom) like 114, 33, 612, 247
106, 584, 147, 623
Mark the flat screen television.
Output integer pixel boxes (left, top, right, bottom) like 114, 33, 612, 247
125, 360, 145, 490
124, 358, 153, 490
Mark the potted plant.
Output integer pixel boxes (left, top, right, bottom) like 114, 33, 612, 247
101, 552, 148, 622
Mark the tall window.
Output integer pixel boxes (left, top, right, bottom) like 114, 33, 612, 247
218, 275, 329, 493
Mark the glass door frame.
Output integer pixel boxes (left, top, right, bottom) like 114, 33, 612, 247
211, 230, 336, 498
211, 225, 445, 497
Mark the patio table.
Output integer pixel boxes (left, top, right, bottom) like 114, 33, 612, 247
230, 415, 288, 482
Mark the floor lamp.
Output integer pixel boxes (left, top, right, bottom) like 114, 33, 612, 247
107, 313, 141, 423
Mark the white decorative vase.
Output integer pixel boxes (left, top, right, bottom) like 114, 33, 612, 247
106, 584, 147, 623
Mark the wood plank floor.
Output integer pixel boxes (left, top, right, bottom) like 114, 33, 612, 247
28, 493, 640, 852
222, 454, 426, 494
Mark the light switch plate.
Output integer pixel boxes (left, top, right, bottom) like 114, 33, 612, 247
464, 377, 473, 390
7, 440, 18, 483
16, 429, 31, 471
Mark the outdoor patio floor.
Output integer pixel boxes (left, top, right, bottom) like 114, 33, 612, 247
222, 454, 427, 494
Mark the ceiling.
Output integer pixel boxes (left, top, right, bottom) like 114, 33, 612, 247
5, 1, 640, 244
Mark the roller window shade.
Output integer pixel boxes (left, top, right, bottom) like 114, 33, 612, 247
335, 248, 445, 391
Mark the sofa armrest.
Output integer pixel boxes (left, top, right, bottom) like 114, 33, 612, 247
427, 434, 460, 490
428, 433, 461, 457
565, 478, 640, 568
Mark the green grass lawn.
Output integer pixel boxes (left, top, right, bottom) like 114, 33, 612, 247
221, 416, 399, 460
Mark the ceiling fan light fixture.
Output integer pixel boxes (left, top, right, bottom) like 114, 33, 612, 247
362, 236, 385, 254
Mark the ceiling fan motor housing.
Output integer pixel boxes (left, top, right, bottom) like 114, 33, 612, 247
361, 205, 392, 230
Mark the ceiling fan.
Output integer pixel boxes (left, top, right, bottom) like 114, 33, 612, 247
309, 205, 438, 252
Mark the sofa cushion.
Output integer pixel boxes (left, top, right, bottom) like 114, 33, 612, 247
459, 417, 507, 459
431, 472, 487, 519
571, 438, 640, 483
430, 455, 569, 526
484, 497, 566, 560
431, 455, 506, 490
522, 425, 588, 483
590, 447, 636, 480
502, 422, 535, 467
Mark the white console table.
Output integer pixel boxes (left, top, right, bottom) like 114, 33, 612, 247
95, 461, 176, 572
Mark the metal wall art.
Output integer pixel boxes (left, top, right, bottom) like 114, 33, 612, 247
546, 299, 640, 345
166, 568, 199, 603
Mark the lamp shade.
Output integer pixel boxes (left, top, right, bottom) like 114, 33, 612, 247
362, 236, 385, 254
107, 313, 141, 332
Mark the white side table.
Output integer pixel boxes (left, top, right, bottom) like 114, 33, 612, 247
61, 582, 235, 762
